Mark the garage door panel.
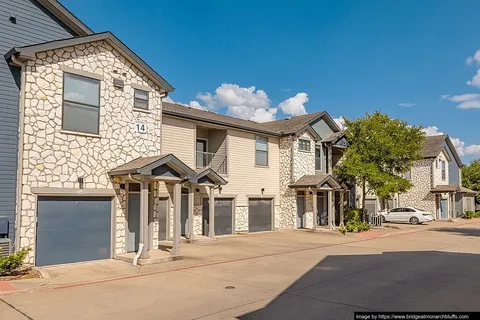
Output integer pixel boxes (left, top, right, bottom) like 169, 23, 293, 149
248, 198, 272, 232
202, 198, 233, 236
36, 197, 112, 267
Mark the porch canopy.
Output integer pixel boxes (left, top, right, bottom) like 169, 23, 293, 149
430, 184, 477, 195
289, 174, 342, 229
108, 154, 200, 260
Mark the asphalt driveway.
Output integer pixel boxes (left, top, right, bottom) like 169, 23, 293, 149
1, 220, 479, 320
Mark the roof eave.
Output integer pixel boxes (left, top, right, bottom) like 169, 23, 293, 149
37, 0, 94, 36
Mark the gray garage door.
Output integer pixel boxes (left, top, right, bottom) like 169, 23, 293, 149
248, 198, 272, 232
36, 197, 112, 267
202, 198, 233, 236
365, 199, 377, 215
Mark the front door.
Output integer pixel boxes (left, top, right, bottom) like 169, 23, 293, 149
127, 183, 152, 253
196, 139, 207, 168
440, 199, 447, 219
296, 194, 305, 228
181, 191, 189, 236
158, 198, 168, 241
317, 192, 327, 226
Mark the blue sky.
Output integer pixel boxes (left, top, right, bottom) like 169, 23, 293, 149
62, 0, 480, 162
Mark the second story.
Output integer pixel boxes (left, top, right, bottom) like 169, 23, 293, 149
405, 135, 463, 190
161, 102, 344, 187
6, 32, 174, 189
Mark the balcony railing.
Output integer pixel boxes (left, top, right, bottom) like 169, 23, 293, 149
196, 151, 227, 175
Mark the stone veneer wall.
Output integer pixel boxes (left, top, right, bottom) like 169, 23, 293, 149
20, 40, 164, 263
279, 131, 316, 229
399, 159, 436, 214
235, 206, 248, 232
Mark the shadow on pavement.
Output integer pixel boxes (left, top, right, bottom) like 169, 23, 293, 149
238, 251, 480, 320
428, 227, 480, 237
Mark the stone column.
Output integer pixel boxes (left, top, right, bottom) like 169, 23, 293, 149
172, 183, 181, 255
188, 187, 194, 240
208, 186, 215, 238
339, 191, 344, 227
139, 181, 150, 259
328, 145, 333, 174
312, 190, 317, 230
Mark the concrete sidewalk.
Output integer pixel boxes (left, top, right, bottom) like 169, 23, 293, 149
0, 220, 479, 319
1, 219, 478, 296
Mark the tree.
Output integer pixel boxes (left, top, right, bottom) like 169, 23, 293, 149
462, 160, 480, 204
336, 112, 426, 221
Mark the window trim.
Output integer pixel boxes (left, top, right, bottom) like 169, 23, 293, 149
298, 139, 311, 152
255, 136, 269, 167
134, 88, 149, 110
61, 72, 101, 135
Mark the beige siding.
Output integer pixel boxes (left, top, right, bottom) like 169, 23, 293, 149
162, 116, 195, 167
222, 129, 280, 206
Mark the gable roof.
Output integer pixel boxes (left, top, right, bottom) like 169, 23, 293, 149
108, 154, 196, 178
421, 135, 462, 167
6, 32, 174, 93
288, 174, 342, 189
163, 102, 336, 138
37, 0, 93, 36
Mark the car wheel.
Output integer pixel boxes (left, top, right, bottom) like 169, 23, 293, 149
410, 217, 420, 225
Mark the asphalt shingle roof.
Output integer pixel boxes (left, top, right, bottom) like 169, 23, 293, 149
431, 184, 477, 194
421, 135, 448, 158
162, 102, 326, 136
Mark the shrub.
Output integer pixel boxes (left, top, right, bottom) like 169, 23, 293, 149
344, 208, 362, 224
337, 226, 347, 235
463, 210, 475, 219
475, 211, 480, 218
0, 248, 31, 276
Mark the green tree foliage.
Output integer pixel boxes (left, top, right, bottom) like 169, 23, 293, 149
336, 112, 426, 221
462, 159, 480, 204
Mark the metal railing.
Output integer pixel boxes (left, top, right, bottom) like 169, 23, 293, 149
196, 151, 227, 174
368, 212, 383, 226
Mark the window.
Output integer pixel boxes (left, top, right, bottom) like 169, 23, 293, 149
255, 136, 268, 166
63, 73, 100, 134
134, 89, 149, 110
435, 160, 438, 169
441, 161, 446, 180
404, 169, 411, 180
298, 139, 311, 152
315, 147, 321, 171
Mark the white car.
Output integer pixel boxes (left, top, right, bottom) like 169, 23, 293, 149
380, 207, 435, 224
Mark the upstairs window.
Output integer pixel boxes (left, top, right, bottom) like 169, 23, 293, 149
441, 161, 446, 180
315, 147, 321, 171
298, 139, 311, 152
134, 89, 149, 110
404, 169, 411, 180
63, 73, 100, 134
255, 136, 268, 166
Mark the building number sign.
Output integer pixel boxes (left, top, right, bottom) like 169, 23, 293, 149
135, 122, 147, 134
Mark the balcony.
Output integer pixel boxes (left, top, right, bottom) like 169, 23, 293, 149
196, 151, 227, 174
196, 126, 228, 175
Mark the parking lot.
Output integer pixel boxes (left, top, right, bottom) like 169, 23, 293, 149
1, 220, 479, 320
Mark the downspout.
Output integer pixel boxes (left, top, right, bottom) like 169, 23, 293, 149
11, 56, 26, 252
290, 135, 295, 183
158, 92, 168, 155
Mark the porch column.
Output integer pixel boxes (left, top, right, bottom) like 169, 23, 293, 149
340, 191, 344, 227
139, 181, 150, 259
172, 183, 181, 255
327, 145, 333, 174
328, 190, 333, 229
208, 186, 215, 238
312, 190, 317, 230
188, 187, 194, 240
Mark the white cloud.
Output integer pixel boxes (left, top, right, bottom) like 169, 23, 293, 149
162, 96, 206, 110
467, 69, 480, 87
278, 93, 308, 116
422, 126, 443, 136
162, 96, 174, 103
423, 125, 480, 157
183, 83, 311, 122
333, 116, 346, 129
441, 93, 480, 109
398, 102, 416, 108
466, 49, 480, 65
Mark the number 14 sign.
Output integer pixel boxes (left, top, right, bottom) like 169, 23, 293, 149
135, 122, 147, 134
